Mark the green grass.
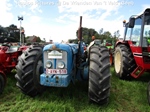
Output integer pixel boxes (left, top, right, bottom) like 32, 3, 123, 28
1, 67, 150, 112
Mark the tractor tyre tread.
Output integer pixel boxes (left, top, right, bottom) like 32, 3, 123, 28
114, 44, 137, 79
15, 45, 45, 97
88, 46, 111, 105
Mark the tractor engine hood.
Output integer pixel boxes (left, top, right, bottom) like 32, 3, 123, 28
43, 43, 79, 54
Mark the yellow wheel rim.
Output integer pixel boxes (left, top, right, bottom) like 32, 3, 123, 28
115, 51, 122, 73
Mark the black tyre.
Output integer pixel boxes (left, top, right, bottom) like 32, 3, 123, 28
0, 74, 5, 94
88, 46, 111, 105
15, 45, 45, 97
114, 44, 137, 79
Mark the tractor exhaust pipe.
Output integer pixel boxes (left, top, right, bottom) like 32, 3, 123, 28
78, 16, 82, 41
76, 16, 84, 67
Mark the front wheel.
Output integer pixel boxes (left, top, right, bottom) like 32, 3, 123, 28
15, 45, 45, 97
114, 45, 136, 80
88, 46, 111, 105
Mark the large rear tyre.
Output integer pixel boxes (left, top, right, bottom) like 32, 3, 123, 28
88, 46, 111, 105
114, 44, 136, 79
15, 45, 45, 97
0, 74, 5, 94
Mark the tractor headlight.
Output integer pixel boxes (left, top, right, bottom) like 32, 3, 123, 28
57, 61, 65, 69
46, 61, 52, 68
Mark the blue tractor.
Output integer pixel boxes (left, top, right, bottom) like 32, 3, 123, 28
15, 16, 111, 105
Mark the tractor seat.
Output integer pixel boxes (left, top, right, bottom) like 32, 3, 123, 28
6, 46, 20, 53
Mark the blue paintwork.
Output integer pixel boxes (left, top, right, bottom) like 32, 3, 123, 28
40, 42, 89, 87
78, 41, 84, 54
76, 61, 89, 81
43, 43, 78, 54
40, 74, 71, 87
43, 43, 78, 74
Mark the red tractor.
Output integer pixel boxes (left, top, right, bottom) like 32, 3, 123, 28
114, 8, 150, 104
102, 39, 116, 65
0, 26, 28, 94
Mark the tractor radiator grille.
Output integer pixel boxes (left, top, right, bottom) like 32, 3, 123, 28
44, 50, 67, 69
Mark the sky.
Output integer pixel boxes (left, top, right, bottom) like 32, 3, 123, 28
0, 0, 150, 42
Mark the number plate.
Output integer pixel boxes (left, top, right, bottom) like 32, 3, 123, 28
48, 51, 62, 59
46, 69, 67, 74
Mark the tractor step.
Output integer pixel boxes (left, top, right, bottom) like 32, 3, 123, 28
131, 66, 145, 78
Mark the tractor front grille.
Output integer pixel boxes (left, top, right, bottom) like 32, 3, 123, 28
44, 50, 68, 71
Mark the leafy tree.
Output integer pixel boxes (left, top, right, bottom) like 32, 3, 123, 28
69, 27, 117, 45
0, 24, 21, 42
114, 30, 120, 38
68, 39, 78, 44
36, 37, 42, 42
99, 28, 103, 35
43, 38, 46, 42
26, 36, 30, 39
75, 27, 99, 44
103, 31, 112, 39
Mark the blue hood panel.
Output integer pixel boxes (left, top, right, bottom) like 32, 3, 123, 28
43, 43, 78, 54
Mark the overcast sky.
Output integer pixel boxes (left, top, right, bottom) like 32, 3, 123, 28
0, 0, 150, 42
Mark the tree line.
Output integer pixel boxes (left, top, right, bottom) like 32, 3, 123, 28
0, 24, 44, 43
68, 27, 120, 44
0, 24, 21, 42
0, 24, 120, 44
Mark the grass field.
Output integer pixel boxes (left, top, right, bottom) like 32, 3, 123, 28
1, 67, 150, 112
